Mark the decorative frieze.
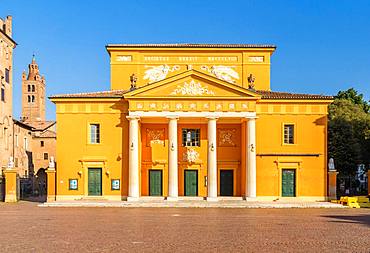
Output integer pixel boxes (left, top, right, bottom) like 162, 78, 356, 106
129, 100, 255, 112
144, 65, 180, 83
200, 65, 239, 83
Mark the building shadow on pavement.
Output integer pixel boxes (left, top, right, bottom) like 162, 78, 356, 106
323, 214, 370, 227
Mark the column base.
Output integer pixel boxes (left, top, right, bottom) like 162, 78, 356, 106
127, 197, 140, 202
244, 196, 257, 201
47, 195, 56, 202
166, 196, 178, 201
206, 197, 219, 202
5, 194, 17, 203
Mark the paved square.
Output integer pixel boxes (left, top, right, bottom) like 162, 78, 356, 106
0, 202, 369, 252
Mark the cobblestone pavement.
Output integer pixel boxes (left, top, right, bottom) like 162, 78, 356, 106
0, 202, 369, 253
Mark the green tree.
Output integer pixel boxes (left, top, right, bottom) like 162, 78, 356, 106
328, 89, 370, 177
336, 88, 370, 113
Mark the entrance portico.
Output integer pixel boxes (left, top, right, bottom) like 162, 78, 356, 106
126, 111, 257, 201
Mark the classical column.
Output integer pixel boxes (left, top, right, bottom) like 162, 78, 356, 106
207, 117, 218, 201
127, 116, 140, 201
167, 116, 179, 201
246, 118, 257, 199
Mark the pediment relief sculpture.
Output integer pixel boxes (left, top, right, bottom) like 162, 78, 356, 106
170, 80, 215, 96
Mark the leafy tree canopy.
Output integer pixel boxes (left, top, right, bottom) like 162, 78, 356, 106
335, 88, 369, 113
328, 88, 370, 176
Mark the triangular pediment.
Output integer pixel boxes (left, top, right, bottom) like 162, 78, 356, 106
124, 70, 260, 99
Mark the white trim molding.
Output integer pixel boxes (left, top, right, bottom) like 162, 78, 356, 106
129, 111, 257, 118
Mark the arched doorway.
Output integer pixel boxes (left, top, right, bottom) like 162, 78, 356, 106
35, 168, 47, 202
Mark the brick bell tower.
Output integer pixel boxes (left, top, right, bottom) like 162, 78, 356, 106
21, 55, 46, 123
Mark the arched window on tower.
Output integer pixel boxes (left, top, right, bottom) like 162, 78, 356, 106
31, 95, 35, 103
32, 85, 35, 92
27, 85, 31, 92
27, 95, 31, 103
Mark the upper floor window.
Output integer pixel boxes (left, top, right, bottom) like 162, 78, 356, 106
1, 86, 5, 102
43, 153, 49, 160
28, 85, 31, 92
283, 124, 295, 144
5, 68, 9, 83
182, 128, 200, 147
40, 140, 44, 147
32, 85, 35, 92
15, 134, 19, 147
89, 124, 100, 144
24, 137, 28, 150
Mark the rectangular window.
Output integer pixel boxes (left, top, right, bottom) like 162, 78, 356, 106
14, 157, 18, 167
24, 137, 28, 150
4, 127, 8, 150
5, 68, 9, 83
182, 129, 200, 147
1, 87, 5, 102
283, 124, 295, 144
15, 134, 19, 147
43, 153, 49, 160
40, 140, 44, 147
90, 124, 100, 144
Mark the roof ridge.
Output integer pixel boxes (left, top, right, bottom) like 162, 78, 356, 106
106, 43, 276, 48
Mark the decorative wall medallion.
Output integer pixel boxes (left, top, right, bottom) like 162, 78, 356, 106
137, 103, 143, 109
242, 103, 248, 110
201, 65, 239, 83
146, 129, 165, 146
203, 103, 209, 109
116, 55, 132, 62
176, 103, 183, 110
149, 103, 156, 109
216, 104, 222, 110
144, 65, 180, 83
162, 103, 169, 110
218, 128, 237, 147
184, 148, 199, 163
170, 80, 215, 96
248, 56, 264, 63
229, 103, 235, 110
190, 103, 197, 110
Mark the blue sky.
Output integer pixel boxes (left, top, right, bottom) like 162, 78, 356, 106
2, 0, 370, 120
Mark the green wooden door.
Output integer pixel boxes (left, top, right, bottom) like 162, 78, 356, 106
88, 168, 102, 196
282, 169, 296, 197
149, 170, 162, 196
220, 170, 233, 196
184, 170, 198, 196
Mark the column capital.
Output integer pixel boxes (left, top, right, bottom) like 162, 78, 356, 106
166, 115, 179, 120
126, 115, 140, 121
206, 116, 219, 120
245, 116, 258, 120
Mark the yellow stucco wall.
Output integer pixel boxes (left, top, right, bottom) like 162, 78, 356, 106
107, 47, 274, 91
54, 100, 128, 200
51, 45, 332, 201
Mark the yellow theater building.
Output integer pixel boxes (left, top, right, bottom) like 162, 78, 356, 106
50, 44, 333, 202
